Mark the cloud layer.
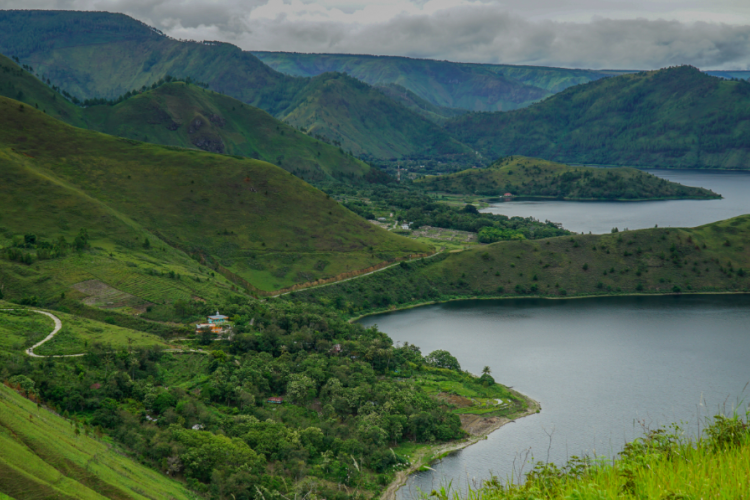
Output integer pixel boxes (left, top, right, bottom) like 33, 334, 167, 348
3, 0, 750, 69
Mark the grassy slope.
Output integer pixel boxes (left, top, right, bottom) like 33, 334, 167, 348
0, 53, 371, 184
252, 52, 551, 112
280, 72, 472, 159
0, 53, 86, 127
0, 11, 474, 161
84, 82, 371, 183
376, 83, 468, 123
291, 215, 750, 314
0, 383, 193, 500
0, 96, 429, 296
417, 156, 720, 199
439, 415, 750, 499
0, 306, 172, 356
446, 66, 750, 169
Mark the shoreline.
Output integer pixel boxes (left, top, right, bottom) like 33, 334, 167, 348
381, 391, 541, 500
349, 290, 750, 323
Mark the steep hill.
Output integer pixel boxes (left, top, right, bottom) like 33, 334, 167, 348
292, 215, 750, 314
0, 382, 193, 500
446, 66, 750, 169
0, 96, 430, 297
417, 156, 720, 200
0, 11, 474, 161
84, 82, 372, 183
279, 72, 473, 159
0, 53, 371, 184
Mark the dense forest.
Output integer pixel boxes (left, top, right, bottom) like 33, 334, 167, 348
2, 300, 493, 499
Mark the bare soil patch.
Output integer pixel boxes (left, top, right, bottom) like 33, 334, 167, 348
72, 280, 151, 312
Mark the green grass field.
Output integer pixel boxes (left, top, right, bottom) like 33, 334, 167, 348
418, 156, 719, 200
0, 383, 195, 500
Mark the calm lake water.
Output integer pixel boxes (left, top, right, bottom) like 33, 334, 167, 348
483, 169, 750, 234
360, 295, 750, 498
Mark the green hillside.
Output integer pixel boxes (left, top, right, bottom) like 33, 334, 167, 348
446, 66, 750, 169
253, 52, 552, 111
0, 11, 475, 161
376, 83, 468, 123
0, 379, 193, 499
417, 156, 720, 200
83, 82, 371, 183
279, 72, 473, 159
0, 95, 430, 300
0, 53, 371, 184
0, 52, 86, 126
292, 215, 750, 315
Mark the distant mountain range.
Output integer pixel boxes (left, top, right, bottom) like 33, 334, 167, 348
0, 10, 474, 162
252, 51, 630, 112
446, 66, 750, 169
2, 9, 750, 170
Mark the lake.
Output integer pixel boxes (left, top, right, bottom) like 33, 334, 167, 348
359, 295, 750, 498
482, 169, 750, 234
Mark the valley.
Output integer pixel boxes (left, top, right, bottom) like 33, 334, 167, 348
1, 7, 749, 500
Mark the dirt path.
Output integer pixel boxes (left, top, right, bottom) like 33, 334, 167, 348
272, 251, 444, 298
11, 309, 86, 358
381, 395, 541, 500
4, 309, 205, 358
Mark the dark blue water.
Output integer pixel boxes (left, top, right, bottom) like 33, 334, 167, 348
361, 295, 750, 498
483, 169, 750, 234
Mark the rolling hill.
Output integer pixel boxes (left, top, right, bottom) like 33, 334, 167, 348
0, 95, 430, 306
0, 10, 474, 161
417, 156, 720, 200
292, 215, 750, 314
446, 66, 750, 170
0, 53, 372, 184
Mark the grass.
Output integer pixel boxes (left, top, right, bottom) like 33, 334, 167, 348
0, 383, 195, 499
0, 309, 53, 352
417, 156, 720, 200
412, 367, 523, 419
0, 94, 430, 301
424, 414, 750, 499
34, 310, 172, 356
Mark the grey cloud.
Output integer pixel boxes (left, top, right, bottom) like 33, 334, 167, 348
2, 0, 750, 69
182, 5, 750, 69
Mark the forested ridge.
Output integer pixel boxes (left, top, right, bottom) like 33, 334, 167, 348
417, 156, 720, 199
446, 66, 750, 169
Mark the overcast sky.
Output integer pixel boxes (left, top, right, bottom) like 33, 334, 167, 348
3, 0, 750, 69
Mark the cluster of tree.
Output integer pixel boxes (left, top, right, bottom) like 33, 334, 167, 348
79, 75, 210, 107
1, 299, 470, 499
1, 229, 88, 265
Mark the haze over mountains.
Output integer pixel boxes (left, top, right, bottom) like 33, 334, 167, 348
2, 9, 750, 170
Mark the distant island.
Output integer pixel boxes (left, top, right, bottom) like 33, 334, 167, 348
417, 156, 721, 201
